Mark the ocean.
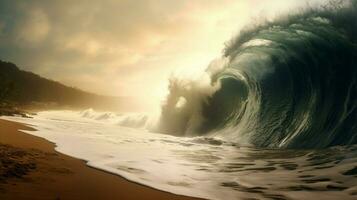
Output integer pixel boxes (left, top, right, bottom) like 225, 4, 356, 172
3, 110, 357, 200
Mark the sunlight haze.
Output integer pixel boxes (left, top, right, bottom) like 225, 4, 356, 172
0, 0, 327, 100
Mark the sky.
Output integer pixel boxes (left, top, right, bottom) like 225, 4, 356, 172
0, 0, 328, 102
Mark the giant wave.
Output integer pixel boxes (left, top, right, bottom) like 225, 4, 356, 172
153, 1, 357, 149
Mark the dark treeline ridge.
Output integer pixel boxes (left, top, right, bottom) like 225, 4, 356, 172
0, 60, 132, 112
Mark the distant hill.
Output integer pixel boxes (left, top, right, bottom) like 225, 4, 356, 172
0, 60, 135, 112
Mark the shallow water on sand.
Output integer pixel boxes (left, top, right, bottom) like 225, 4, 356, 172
3, 111, 357, 200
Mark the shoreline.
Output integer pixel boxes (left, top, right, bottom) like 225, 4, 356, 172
0, 119, 201, 200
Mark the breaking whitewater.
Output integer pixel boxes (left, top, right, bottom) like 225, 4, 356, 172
3, 1, 357, 200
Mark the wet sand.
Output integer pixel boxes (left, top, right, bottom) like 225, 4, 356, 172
0, 119, 200, 200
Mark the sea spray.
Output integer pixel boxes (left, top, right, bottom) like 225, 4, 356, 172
154, 58, 228, 135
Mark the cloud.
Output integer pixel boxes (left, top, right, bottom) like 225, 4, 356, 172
14, 7, 50, 45
0, 0, 329, 100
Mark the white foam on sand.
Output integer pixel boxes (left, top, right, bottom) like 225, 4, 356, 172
3, 110, 357, 200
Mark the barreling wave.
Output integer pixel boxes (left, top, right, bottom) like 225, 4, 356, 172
154, 1, 357, 149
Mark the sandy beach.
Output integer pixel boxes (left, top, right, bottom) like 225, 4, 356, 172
0, 119, 200, 200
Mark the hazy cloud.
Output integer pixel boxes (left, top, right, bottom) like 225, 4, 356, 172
0, 0, 328, 101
